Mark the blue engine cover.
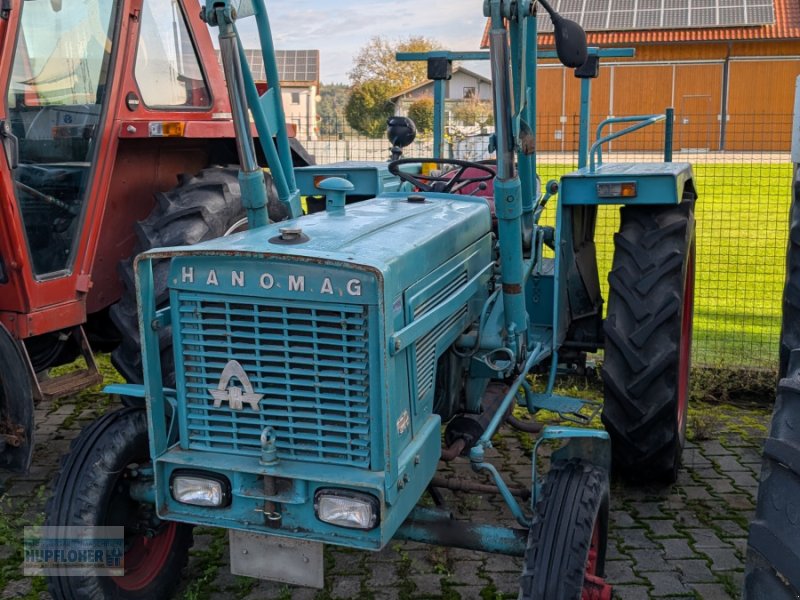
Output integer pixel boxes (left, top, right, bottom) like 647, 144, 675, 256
138, 191, 494, 549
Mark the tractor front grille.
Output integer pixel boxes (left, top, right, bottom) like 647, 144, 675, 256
175, 292, 372, 468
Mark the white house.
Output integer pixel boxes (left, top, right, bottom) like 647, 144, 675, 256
391, 66, 492, 104
239, 49, 320, 141
390, 66, 493, 135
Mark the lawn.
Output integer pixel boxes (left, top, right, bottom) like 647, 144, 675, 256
535, 159, 792, 369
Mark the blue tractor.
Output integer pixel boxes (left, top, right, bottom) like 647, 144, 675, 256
45, 0, 696, 598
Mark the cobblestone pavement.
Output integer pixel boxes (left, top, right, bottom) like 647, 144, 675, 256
0, 384, 771, 600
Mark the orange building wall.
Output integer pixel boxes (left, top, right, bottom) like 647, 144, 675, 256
534, 40, 800, 152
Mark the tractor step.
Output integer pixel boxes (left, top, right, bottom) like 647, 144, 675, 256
36, 368, 103, 401
23, 326, 103, 401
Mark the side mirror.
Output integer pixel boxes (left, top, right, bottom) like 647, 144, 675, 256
538, 0, 588, 69
387, 116, 417, 161
552, 15, 587, 68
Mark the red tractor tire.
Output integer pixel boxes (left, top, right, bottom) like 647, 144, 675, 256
0, 323, 34, 473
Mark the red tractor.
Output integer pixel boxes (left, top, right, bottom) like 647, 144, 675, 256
0, 0, 309, 472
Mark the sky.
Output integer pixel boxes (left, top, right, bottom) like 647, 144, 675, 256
236, 1, 490, 84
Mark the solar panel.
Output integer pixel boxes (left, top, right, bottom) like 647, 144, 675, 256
537, 0, 775, 32
275, 50, 320, 83
233, 49, 319, 83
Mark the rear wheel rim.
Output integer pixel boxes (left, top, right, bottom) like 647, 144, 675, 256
677, 244, 695, 437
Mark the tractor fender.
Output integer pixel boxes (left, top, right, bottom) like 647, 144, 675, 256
0, 321, 34, 473
531, 426, 611, 506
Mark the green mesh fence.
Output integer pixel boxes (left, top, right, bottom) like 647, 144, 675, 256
304, 112, 791, 369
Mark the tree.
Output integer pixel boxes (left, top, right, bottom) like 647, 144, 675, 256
407, 97, 434, 134
345, 36, 440, 136
451, 97, 494, 129
344, 80, 395, 138
348, 36, 440, 92
318, 84, 350, 136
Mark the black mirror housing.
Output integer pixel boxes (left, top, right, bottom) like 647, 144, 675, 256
553, 15, 588, 68
575, 54, 599, 79
387, 117, 417, 149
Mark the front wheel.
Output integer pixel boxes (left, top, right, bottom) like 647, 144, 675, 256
519, 459, 611, 600
46, 408, 192, 600
601, 200, 695, 484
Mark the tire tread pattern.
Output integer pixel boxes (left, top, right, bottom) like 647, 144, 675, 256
519, 459, 609, 600
601, 201, 694, 483
110, 167, 247, 387
744, 352, 800, 598
46, 408, 193, 600
779, 169, 800, 379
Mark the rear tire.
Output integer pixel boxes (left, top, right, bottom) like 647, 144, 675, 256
46, 408, 192, 600
744, 350, 800, 599
779, 169, 800, 379
744, 166, 800, 599
519, 459, 610, 600
110, 166, 279, 387
0, 324, 34, 473
601, 200, 695, 484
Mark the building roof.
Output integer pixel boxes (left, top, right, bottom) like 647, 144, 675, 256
480, 0, 800, 47
390, 66, 492, 101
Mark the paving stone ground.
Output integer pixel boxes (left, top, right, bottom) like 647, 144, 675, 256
0, 378, 771, 600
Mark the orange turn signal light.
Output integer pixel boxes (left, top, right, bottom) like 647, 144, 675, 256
596, 181, 637, 198
149, 121, 186, 137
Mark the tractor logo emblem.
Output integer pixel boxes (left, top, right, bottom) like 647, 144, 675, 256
209, 360, 263, 411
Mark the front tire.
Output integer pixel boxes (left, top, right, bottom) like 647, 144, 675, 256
601, 200, 695, 484
519, 460, 610, 600
46, 408, 192, 599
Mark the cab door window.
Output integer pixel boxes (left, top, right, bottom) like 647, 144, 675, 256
135, 0, 210, 108
6, 0, 118, 276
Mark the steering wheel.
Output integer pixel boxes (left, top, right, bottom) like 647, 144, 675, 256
388, 158, 495, 194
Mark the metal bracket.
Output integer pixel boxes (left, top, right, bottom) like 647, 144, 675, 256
483, 0, 534, 19
1, 120, 19, 169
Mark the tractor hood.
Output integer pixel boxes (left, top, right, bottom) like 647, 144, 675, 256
152, 192, 492, 301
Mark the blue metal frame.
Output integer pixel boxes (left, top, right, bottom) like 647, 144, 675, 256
591, 113, 667, 172
395, 47, 635, 168
204, 0, 302, 223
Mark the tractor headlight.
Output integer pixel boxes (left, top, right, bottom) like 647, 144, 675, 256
170, 470, 231, 508
314, 489, 379, 530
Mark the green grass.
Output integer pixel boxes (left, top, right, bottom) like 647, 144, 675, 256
536, 160, 791, 369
